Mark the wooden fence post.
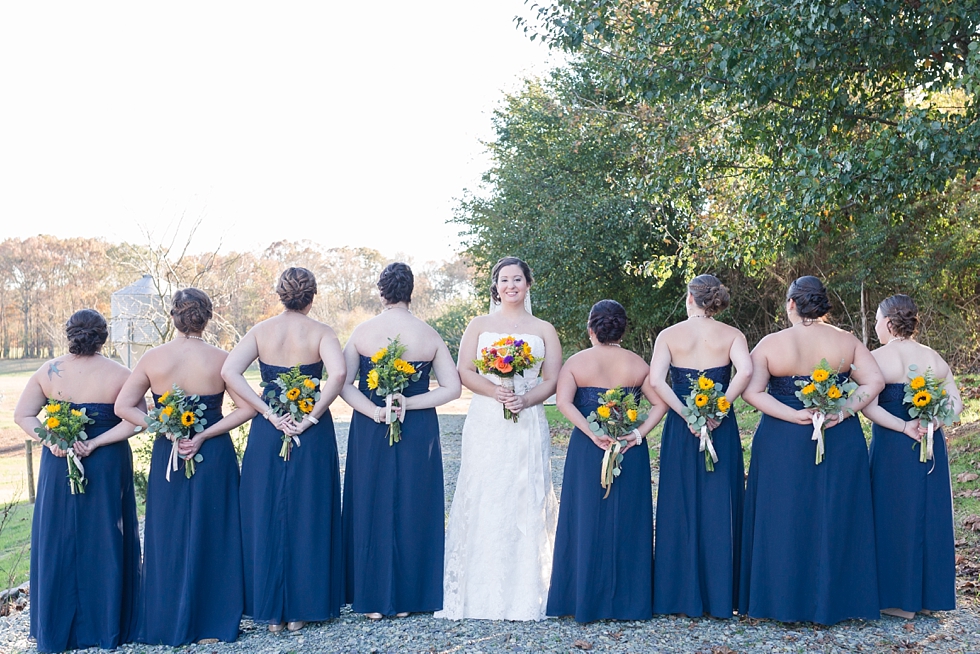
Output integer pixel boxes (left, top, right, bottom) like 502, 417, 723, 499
25, 440, 35, 504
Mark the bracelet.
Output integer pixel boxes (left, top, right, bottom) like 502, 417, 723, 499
374, 407, 382, 424
837, 410, 845, 423
307, 415, 319, 425
262, 408, 273, 420
632, 428, 643, 446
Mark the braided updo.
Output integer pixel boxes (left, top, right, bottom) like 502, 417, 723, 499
787, 276, 831, 321
490, 257, 533, 304
378, 262, 414, 304
276, 267, 317, 311
879, 294, 919, 339
65, 309, 108, 356
171, 288, 213, 334
688, 274, 730, 317
588, 300, 628, 344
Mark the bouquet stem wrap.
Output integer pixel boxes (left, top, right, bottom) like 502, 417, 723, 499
501, 377, 518, 423
811, 411, 826, 465
280, 433, 301, 461
66, 449, 86, 495
699, 425, 719, 472
385, 393, 402, 445
600, 440, 625, 499
165, 434, 181, 482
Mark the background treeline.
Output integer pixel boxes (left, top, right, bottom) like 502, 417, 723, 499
453, 0, 980, 369
0, 235, 480, 360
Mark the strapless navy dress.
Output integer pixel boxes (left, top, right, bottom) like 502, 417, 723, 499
739, 375, 879, 624
546, 386, 653, 622
240, 361, 343, 625
870, 383, 955, 612
137, 392, 243, 645
342, 357, 444, 615
30, 403, 139, 653
653, 365, 743, 618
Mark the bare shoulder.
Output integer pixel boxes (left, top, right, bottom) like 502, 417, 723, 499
312, 317, 339, 340
531, 315, 559, 339
752, 330, 783, 353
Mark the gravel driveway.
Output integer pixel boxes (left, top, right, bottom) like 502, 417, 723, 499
2, 413, 978, 653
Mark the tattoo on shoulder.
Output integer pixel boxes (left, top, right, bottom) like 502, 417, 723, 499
47, 362, 63, 379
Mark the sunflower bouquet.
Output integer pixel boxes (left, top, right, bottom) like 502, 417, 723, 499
680, 374, 731, 472
794, 359, 858, 465
903, 365, 955, 466
367, 336, 422, 445
262, 365, 321, 460
474, 336, 538, 422
34, 399, 95, 494
587, 387, 647, 499
146, 385, 208, 480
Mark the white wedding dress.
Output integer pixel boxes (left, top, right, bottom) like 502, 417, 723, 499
435, 332, 559, 621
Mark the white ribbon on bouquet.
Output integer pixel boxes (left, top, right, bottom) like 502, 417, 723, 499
699, 425, 718, 465
811, 411, 826, 464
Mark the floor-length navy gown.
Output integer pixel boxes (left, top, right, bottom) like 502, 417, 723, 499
739, 375, 879, 625
343, 357, 444, 615
547, 386, 654, 622
240, 361, 343, 625
137, 393, 243, 645
30, 403, 140, 653
653, 366, 743, 618
870, 383, 955, 612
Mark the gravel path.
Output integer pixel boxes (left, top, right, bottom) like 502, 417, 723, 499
2, 413, 979, 653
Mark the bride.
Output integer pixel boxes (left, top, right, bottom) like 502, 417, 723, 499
435, 257, 562, 621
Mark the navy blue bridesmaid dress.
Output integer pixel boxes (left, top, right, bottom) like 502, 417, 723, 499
343, 357, 444, 615
547, 386, 653, 622
870, 383, 955, 612
739, 375, 879, 625
240, 361, 343, 625
30, 403, 140, 653
653, 365, 743, 618
137, 392, 244, 645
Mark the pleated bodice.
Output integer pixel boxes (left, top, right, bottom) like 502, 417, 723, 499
670, 364, 732, 395
259, 360, 324, 384
573, 386, 640, 415
357, 355, 431, 405
877, 383, 908, 417
767, 373, 851, 406
67, 402, 120, 430
151, 391, 224, 426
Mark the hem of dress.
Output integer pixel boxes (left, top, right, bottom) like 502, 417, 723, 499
433, 610, 550, 622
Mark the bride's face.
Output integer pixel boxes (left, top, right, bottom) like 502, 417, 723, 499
496, 265, 529, 305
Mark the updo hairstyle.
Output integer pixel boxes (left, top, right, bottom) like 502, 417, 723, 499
276, 267, 317, 311
787, 275, 831, 321
588, 300, 628, 344
688, 274, 730, 317
879, 294, 919, 339
65, 309, 108, 356
490, 257, 533, 304
378, 262, 414, 304
171, 287, 213, 334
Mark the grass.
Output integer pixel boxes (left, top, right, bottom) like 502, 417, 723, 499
0, 501, 33, 589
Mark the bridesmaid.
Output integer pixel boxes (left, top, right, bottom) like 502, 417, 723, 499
546, 300, 667, 623
14, 310, 140, 653
222, 267, 346, 632
739, 276, 884, 625
648, 275, 752, 618
863, 294, 961, 618
115, 288, 253, 645
340, 262, 461, 619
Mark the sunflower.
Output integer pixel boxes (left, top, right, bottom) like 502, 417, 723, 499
71, 409, 83, 417
394, 359, 416, 374
827, 385, 842, 399
909, 376, 926, 390
913, 390, 932, 408
48, 403, 62, 413
597, 405, 611, 419
812, 368, 830, 383
286, 387, 301, 401
298, 398, 314, 414
367, 369, 380, 390
801, 383, 816, 395
522, 342, 531, 356
371, 348, 388, 364
717, 397, 731, 413
46, 417, 60, 429
695, 393, 709, 408
161, 405, 174, 418
158, 391, 171, 405
698, 376, 715, 391
181, 411, 196, 427
626, 408, 638, 422
303, 378, 317, 390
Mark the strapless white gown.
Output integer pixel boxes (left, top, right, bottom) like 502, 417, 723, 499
434, 333, 559, 621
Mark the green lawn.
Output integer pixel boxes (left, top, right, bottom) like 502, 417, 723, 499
0, 502, 33, 589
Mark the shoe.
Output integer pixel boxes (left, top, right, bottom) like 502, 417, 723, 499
287, 621, 306, 632
365, 613, 383, 620
882, 608, 915, 620
395, 612, 409, 618
269, 623, 286, 633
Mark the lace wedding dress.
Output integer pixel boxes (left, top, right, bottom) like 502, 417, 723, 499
434, 332, 559, 621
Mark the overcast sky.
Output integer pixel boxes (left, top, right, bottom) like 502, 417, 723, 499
0, 1, 558, 262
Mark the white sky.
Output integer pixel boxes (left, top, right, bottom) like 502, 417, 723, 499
0, 1, 558, 261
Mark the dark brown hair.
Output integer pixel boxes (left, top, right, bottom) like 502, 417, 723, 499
171, 288, 213, 334
688, 274, 730, 317
787, 275, 831, 321
276, 267, 317, 311
589, 300, 627, 343
65, 309, 108, 356
879, 294, 919, 339
378, 262, 414, 304
490, 257, 533, 304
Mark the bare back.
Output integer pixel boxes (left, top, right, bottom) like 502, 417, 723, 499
32, 354, 131, 405
564, 346, 651, 390
348, 309, 444, 363
656, 318, 743, 370
757, 322, 861, 378
138, 340, 229, 396
872, 340, 952, 385
252, 312, 338, 367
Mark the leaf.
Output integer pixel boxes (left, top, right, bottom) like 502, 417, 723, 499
957, 472, 978, 483
194, 453, 203, 463
573, 640, 593, 651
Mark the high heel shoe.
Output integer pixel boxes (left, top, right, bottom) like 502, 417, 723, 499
365, 613, 383, 620
269, 623, 286, 633
287, 621, 306, 632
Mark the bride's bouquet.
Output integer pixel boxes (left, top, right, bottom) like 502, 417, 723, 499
680, 373, 731, 472
34, 400, 94, 494
262, 365, 321, 460
146, 385, 208, 480
903, 364, 955, 467
795, 359, 858, 465
367, 336, 422, 445
587, 387, 646, 499
475, 336, 538, 422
